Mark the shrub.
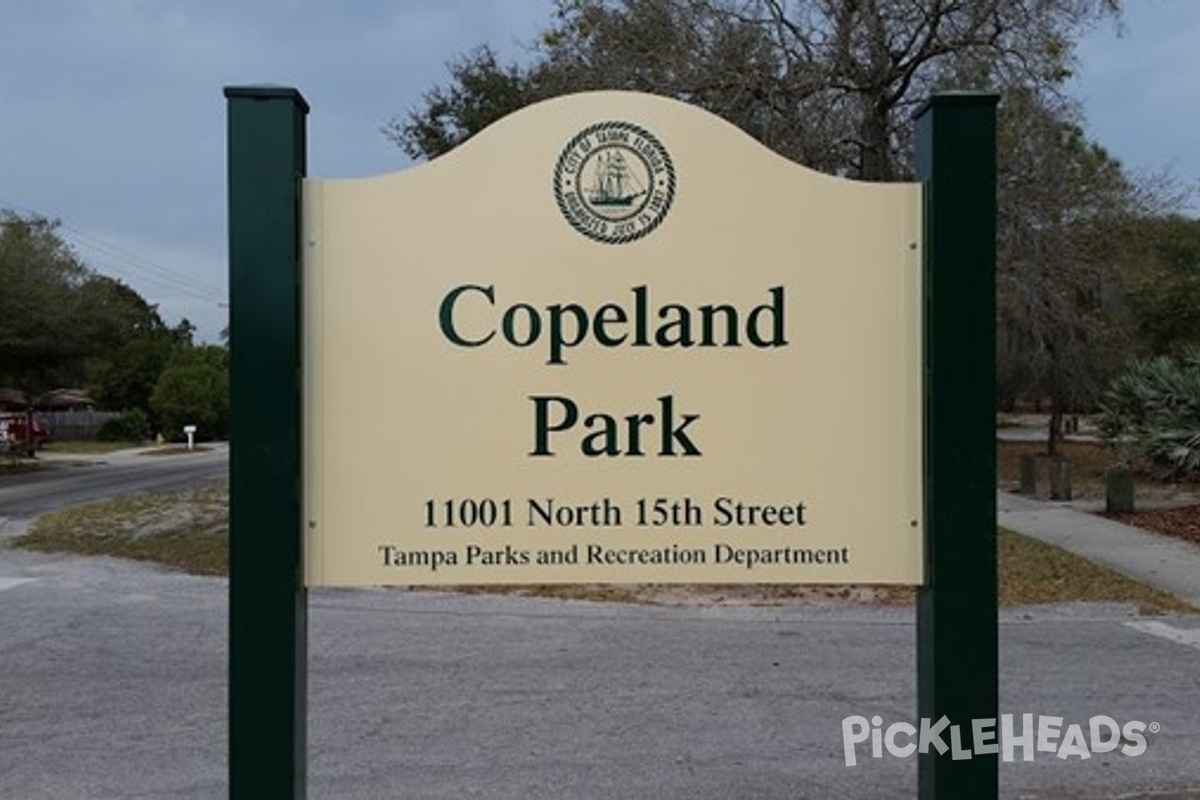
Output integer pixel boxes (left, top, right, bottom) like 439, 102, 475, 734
1098, 348, 1200, 480
97, 408, 152, 442
150, 346, 229, 441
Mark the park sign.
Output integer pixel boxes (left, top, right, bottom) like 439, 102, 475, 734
300, 91, 923, 586
229, 87, 997, 799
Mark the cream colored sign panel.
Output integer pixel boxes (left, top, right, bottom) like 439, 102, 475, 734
303, 91, 923, 587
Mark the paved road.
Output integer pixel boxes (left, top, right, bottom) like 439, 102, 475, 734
1, 543, 1198, 799
0, 444, 228, 520
2, 446, 1199, 798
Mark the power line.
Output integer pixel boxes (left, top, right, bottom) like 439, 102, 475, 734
0, 197, 225, 304
61, 227, 224, 302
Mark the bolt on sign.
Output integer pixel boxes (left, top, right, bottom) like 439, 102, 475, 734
302, 91, 923, 587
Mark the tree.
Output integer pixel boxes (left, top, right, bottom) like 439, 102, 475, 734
993, 87, 1159, 452
90, 335, 178, 418
389, 0, 1164, 451
170, 317, 196, 348
388, 0, 1121, 180
75, 275, 178, 418
1125, 215, 1200, 356
1, 210, 217, 452
387, 46, 539, 162
149, 346, 229, 441
76, 275, 165, 348
0, 213, 91, 387
0, 212, 92, 455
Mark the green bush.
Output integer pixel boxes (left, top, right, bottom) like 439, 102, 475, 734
97, 408, 152, 442
150, 346, 229, 441
1098, 348, 1200, 480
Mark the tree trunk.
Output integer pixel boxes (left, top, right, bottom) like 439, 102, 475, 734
859, 101, 895, 181
22, 402, 36, 458
1047, 402, 1064, 458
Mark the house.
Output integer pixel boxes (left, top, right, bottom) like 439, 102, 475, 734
0, 388, 94, 412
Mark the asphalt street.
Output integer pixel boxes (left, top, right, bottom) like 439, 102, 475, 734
2, 446, 1199, 798
1, 542, 1198, 799
0, 444, 228, 519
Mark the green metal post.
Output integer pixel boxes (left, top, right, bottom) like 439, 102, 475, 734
914, 93, 999, 800
225, 86, 309, 799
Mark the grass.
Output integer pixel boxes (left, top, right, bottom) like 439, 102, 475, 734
16, 525, 228, 576
139, 444, 213, 456
997, 528, 1193, 615
3, 439, 144, 473
9, 480, 1194, 613
0, 457, 47, 475
13, 481, 228, 577
41, 440, 144, 455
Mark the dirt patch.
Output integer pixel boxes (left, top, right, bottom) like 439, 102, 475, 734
1108, 504, 1200, 549
12, 481, 229, 576
997, 439, 1200, 505
449, 582, 916, 607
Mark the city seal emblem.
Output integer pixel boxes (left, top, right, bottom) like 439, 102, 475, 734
553, 121, 676, 245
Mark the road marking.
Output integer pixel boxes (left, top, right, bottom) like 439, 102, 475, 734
1126, 620, 1200, 652
0, 578, 36, 594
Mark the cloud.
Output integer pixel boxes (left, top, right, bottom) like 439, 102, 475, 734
4, 0, 1197, 350
0, 0, 553, 343
1073, 0, 1200, 204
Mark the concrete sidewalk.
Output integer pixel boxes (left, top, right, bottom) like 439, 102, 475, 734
34, 441, 229, 466
998, 490, 1200, 609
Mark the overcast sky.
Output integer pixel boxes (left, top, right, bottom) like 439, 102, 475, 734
1, 1, 1197, 344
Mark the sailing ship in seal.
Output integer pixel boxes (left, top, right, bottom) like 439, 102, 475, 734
554, 120, 675, 244
586, 150, 647, 208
